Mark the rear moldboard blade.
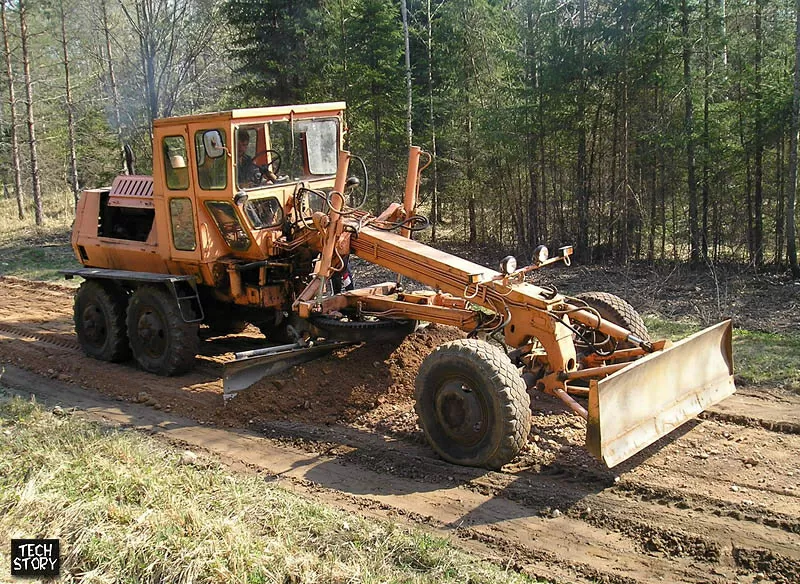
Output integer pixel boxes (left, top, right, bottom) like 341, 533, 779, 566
223, 341, 355, 398
587, 320, 735, 467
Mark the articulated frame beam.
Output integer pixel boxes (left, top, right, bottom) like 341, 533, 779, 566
349, 226, 578, 382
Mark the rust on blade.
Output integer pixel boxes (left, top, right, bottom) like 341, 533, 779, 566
587, 320, 735, 467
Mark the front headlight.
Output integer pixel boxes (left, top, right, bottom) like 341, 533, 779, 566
532, 245, 549, 266
499, 255, 517, 275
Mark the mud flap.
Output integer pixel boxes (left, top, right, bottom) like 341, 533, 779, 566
223, 340, 355, 400
586, 320, 735, 467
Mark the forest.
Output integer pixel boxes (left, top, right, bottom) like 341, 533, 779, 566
1, 0, 799, 273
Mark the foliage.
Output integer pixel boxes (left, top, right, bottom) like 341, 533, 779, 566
0, 0, 798, 267
0, 189, 78, 282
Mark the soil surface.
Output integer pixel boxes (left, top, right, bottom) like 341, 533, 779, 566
1, 273, 799, 583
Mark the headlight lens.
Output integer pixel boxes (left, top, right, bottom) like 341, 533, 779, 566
532, 245, 549, 265
499, 255, 517, 275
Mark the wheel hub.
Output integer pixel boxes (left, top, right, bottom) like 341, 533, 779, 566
82, 305, 107, 346
137, 309, 166, 357
434, 380, 486, 447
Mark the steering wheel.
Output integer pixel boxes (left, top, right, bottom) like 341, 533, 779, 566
252, 149, 282, 177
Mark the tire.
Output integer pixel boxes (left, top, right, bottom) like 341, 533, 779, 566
126, 285, 199, 375
74, 280, 131, 362
414, 339, 531, 470
573, 291, 649, 350
309, 315, 417, 343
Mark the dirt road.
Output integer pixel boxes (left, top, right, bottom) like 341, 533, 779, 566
1, 276, 798, 583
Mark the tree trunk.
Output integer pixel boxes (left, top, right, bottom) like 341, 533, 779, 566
467, 110, 476, 244
401, 0, 412, 151
426, 0, 439, 242
101, 0, 125, 167
649, 84, 658, 262
622, 74, 630, 263
702, 0, 711, 261
60, 0, 79, 204
539, 54, 548, 243
787, 0, 800, 277
776, 135, 785, 265
1, 2, 24, 220
373, 102, 383, 214
19, 0, 42, 226
753, 0, 764, 266
525, 6, 539, 251
575, 0, 589, 261
682, 0, 699, 264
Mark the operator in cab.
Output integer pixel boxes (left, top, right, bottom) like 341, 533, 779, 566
236, 132, 259, 188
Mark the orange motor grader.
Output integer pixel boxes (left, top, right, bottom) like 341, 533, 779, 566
63, 102, 735, 469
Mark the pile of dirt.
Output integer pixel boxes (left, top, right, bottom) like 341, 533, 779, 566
219, 324, 466, 432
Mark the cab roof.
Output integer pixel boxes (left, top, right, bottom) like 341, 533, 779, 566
152, 102, 347, 128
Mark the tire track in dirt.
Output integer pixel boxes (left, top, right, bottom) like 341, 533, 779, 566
1, 277, 799, 583
0, 366, 770, 584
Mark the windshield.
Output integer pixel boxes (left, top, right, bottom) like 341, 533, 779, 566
235, 118, 339, 190
268, 118, 339, 181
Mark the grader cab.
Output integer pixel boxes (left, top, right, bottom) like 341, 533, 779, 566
64, 102, 735, 469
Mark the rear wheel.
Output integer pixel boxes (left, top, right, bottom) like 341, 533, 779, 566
415, 339, 531, 470
126, 285, 199, 375
74, 280, 131, 362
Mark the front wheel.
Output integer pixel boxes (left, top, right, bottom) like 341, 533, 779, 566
126, 285, 199, 375
415, 339, 531, 470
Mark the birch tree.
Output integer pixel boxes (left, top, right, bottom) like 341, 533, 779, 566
18, 0, 43, 225
1, 0, 23, 219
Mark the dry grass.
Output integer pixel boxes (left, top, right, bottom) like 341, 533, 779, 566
0, 393, 536, 584
0, 190, 80, 283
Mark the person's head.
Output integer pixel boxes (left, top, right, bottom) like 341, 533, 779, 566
237, 132, 250, 156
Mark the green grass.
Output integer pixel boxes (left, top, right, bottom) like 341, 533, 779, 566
0, 190, 81, 283
0, 393, 536, 584
645, 316, 800, 392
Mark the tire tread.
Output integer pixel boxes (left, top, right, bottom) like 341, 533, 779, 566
74, 280, 130, 362
415, 338, 531, 469
126, 285, 199, 376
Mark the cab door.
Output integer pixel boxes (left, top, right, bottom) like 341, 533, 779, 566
153, 124, 202, 267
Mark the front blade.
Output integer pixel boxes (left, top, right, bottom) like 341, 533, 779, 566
223, 340, 355, 399
587, 320, 735, 467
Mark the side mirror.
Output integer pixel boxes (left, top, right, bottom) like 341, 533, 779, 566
345, 176, 360, 189
203, 130, 226, 159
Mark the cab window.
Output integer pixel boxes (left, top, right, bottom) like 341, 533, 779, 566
195, 130, 228, 190
169, 198, 196, 251
163, 136, 189, 190
205, 201, 250, 250
242, 196, 284, 229
267, 118, 339, 180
